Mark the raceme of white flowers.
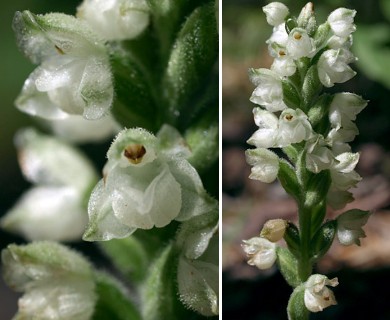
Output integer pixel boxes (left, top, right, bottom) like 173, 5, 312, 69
84, 125, 217, 241
247, 2, 366, 210
2, 242, 96, 320
243, 2, 370, 317
1, 129, 98, 241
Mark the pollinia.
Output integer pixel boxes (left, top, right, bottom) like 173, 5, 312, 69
242, 2, 370, 319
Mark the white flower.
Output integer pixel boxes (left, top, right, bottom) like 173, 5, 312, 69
271, 52, 297, 76
47, 114, 121, 143
84, 126, 216, 241
14, 11, 113, 120
337, 209, 370, 246
267, 23, 289, 52
242, 237, 277, 270
247, 108, 313, 149
278, 108, 313, 145
260, 219, 287, 242
286, 28, 315, 59
245, 148, 279, 183
249, 68, 287, 112
318, 48, 357, 87
327, 8, 356, 38
262, 2, 289, 27
327, 35, 353, 49
177, 228, 219, 317
304, 274, 338, 312
305, 135, 334, 173
329, 93, 367, 130
77, 0, 150, 41
0, 128, 97, 241
331, 152, 361, 191
327, 188, 354, 210
2, 242, 96, 320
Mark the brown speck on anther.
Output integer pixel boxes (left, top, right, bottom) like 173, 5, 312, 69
285, 114, 293, 121
294, 33, 302, 40
124, 144, 146, 164
279, 50, 286, 57
55, 45, 65, 55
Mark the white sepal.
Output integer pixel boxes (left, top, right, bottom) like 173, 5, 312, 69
304, 274, 338, 313
262, 2, 289, 27
327, 8, 356, 38
337, 209, 370, 246
242, 237, 277, 270
245, 148, 280, 183
77, 0, 150, 41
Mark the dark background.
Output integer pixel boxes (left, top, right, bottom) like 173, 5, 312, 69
222, 0, 390, 319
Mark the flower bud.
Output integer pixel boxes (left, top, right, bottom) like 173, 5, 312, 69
327, 8, 356, 38
77, 0, 150, 41
304, 274, 338, 312
336, 209, 370, 246
242, 237, 277, 270
260, 219, 287, 242
318, 48, 357, 87
262, 2, 289, 27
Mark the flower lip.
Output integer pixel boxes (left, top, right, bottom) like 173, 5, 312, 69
123, 144, 146, 164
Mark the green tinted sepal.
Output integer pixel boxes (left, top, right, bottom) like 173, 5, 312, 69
278, 159, 301, 202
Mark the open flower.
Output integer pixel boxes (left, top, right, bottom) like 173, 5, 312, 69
0, 128, 97, 241
13, 11, 113, 120
248, 68, 287, 112
304, 274, 338, 312
286, 28, 315, 59
84, 125, 216, 241
77, 0, 150, 41
242, 237, 277, 270
318, 48, 357, 87
327, 8, 356, 38
2, 242, 96, 320
336, 209, 370, 246
245, 148, 280, 183
247, 108, 313, 149
262, 2, 289, 27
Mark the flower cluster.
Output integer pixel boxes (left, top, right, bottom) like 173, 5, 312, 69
247, 2, 366, 210
243, 2, 370, 316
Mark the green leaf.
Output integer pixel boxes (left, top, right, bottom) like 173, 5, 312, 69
307, 94, 333, 135
304, 170, 331, 209
282, 79, 301, 109
310, 220, 336, 261
310, 200, 327, 236
141, 243, 190, 320
185, 121, 218, 173
284, 222, 301, 259
302, 65, 322, 110
287, 286, 309, 320
93, 272, 141, 320
110, 46, 157, 130
278, 159, 301, 202
276, 247, 300, 288
98, 237, 149, 283
162, 3, 218, 125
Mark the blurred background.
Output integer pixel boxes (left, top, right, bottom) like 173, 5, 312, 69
0, 2, 112, 319
222, 0, 390, 319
